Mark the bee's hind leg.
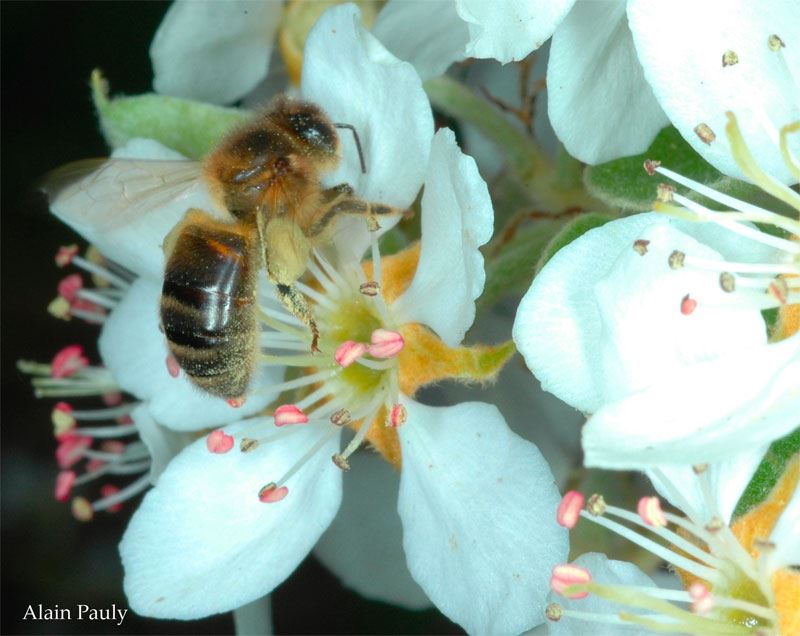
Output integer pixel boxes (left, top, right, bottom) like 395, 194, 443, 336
275, 283, 320, 353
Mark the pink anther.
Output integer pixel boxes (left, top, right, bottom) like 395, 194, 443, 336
86, 458, 106, 473
274, 404, 308, 427
54, 470, 77, 502
334, 340, 368, 367
259, 483, 289, 503
51, 344, 89, 378
688, 582, 714, 614
227, 397, 246, 408
55, 244, 79, 268
55, 435, 92, 469
368, 329, 404, 358
101, 440, 126, 454
165, 354, 181, 378
389, 403, 407, 428
206, 429, 234, 454
100, 484, 123, 513
57, 274, 83, 302
557, 490, 585, 529
102, 392, 123, 407
637, 496, 667, 527
680, 294, 698, 316
550, 564, 592, 599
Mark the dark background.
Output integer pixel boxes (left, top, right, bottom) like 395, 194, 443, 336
1, 3, 459, 634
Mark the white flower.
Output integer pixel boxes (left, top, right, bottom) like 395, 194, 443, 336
513, 113, 800, 469
116, 8, 568, 632
546, 454, 800, 634
150, 0, 283, 104
374, 0, 800, 182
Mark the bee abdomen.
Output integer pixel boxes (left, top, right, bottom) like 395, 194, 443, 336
160, 213, 257, 399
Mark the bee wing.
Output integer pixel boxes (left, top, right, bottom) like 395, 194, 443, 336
44, 158, 219, 279
43, 158, 211, 230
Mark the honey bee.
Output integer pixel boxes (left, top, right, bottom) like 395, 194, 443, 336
46, 96, 402, 401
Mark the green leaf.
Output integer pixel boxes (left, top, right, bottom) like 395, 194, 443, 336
91, 70, 249, 159
733, 427, 800, 519
584, 125, 772, 213
535, 212, 616, 273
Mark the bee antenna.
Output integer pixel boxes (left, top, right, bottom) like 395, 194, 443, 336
334, 123, 366, 175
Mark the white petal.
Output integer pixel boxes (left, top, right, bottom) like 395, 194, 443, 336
547, 552, 655, 635
314, 451, 431, 609
373, 0, 468, 80
456, 0, 576, 63
150, 0, 281, 104
398, 399, 568, 634
547, 0, 669, 164
131, 404, 194, 484
769, 483, 800, 569
301, 4, 434, 261
393, 128, 493, 346
583, 334, 800, 469
430, 303, 584, 489
647, 450, 767, 526
98, 278, 282, 431
49, 139, 209, 280
513, 213, 663, 413
591, 222, 766, 403
121, 419, 342, 618
627, 0, 800, 184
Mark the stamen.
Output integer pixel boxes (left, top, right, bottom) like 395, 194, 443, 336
367, 329, 404, 358
206, 429, 234, 454
240, 438, 259, 453
99, 484, 123, 513
722, 50, 739, 67
51, 345, 89, 378
295, 280, 336, 310
389, 403, 407, 428
90, 474, 149, 512
557, 490, 585, 528
335, 340, 368, 367
71, 497, 94, 522
779, 121, 800, 181
694, 123, 716, 145
258, 483, 289, 503
52, 402, 76, 438
688, 582, 714, 615
551, 564, 591, 599
259, 369, 337, 394
643, 159, 661, 176
55, 244, 79, 267
668, 250, 686, 269
56, 436, 92, 469
330, 409, 352, 427
681, 294, 698, 316
70, 254, 131, 290
637, 496, 667, 527
633, 239, 650, 255
226, 397, 246, 408
274, 404, 309, 427
359, 281, 380, 296
55, 470, 77, 502
165, 354, 180, 378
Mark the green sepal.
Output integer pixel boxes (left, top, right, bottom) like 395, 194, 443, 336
584, 125, 776, 213
534, 212, 616, 273
733, 427, 800, 519
91, 70, 249, 159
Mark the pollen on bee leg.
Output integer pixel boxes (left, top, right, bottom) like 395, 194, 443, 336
368, 329, 404, 359
274, 404, 309, 426
557, 490, 585, 529
55, 244, 79, 268
258, 482, 289, 503
681, 294, 698, 315
637, 496, 667, 527
206, 429, 235, 454
335, 340, 368, 367
55, 470, 77, 502
551, 564, 591, 599
165, 354, 181, 378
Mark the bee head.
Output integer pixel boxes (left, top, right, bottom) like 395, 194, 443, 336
271, 97, 339, 162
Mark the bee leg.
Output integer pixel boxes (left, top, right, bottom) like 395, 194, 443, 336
275, 283, 320, 353
309, 191, 403, 238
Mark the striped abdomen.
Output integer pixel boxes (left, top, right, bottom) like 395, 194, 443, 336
160, 210, 257, 399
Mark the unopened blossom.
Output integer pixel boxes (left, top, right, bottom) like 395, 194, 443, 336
547, 457, 800, 635
513, 113, 800, 469
374, 0, 800, 181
